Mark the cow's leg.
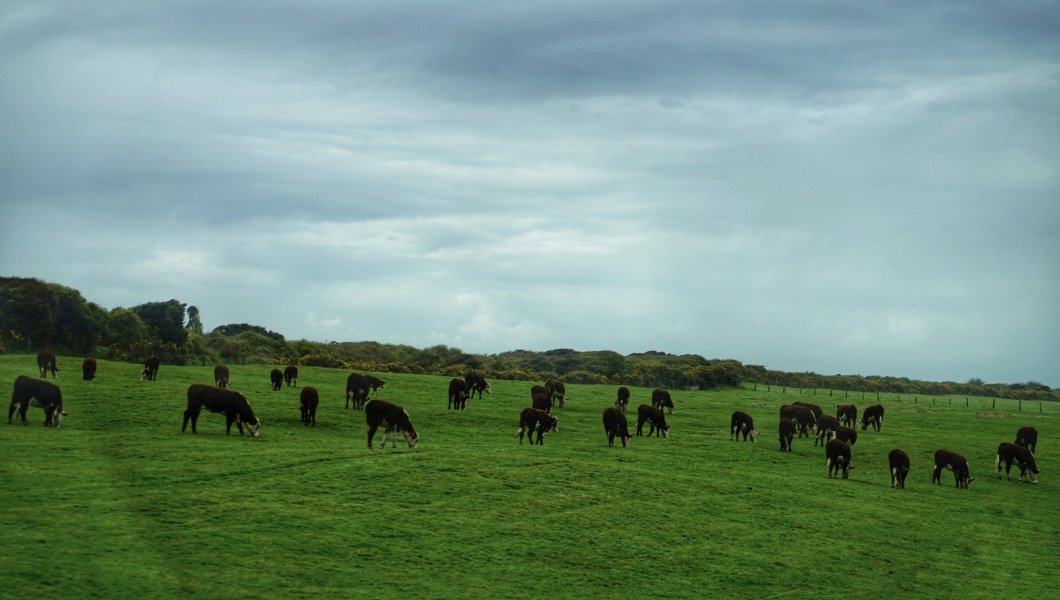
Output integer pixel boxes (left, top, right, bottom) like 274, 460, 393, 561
391, 427, 399, 448
608, 431, 614, 447
517, 426, 525, 444
346, 391, 352, 410
367, 422, 379, 449
7, 402, 18, 425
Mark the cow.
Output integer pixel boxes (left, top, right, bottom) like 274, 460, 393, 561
813, 415, 841, 447
365, 399, 418, 449
346, 373, 371, 410
545, 379, 568, 408
833, 426, 858, 446
859, 404, 884, 431
8, 375, 66, 427
779, 405, 817, 438
792, 401, 823, 420
932, 450, 973, 489
779, 418, 794, 452
834, 404, 857, 427
530, 385, 549, 401
300, 386, 319, 427
448, 378, 470, 410
518, 407, 558, 445
889, 449, 910, 489
140, 355, 161, 381
270, 369, 283, 391
365, 375, 386, 394
636, 404, 669, 438
213, 363, 229, 389
730, 411, 759, 442
182, 384, 259, 437
602, 407, 631, 447
532, 392, 554, 414
36, 350, 58, 378
615, 387, 631, 412
1014, 426, 1038, 455
284, 365, 298, 387
82, 357, 97, 381
651, 389, 675, 414
465, 372, 491, 400
996, 443, 1041, 484
825, 439, 853, 479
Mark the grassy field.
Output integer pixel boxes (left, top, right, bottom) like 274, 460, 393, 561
1, 354, 1057, 599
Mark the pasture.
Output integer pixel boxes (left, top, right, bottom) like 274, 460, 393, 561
1, 354, 1057, 599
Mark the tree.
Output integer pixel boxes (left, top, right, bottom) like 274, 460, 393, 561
131, 300, 187, 347
186, 306, 203, 335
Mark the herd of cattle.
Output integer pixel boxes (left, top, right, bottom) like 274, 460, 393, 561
8, 350, 1044, 488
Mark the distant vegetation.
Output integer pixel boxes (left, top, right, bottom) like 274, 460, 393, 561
1, 276, 1054, 400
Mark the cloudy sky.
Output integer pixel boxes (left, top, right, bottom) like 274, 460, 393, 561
1, 1, 1057, 385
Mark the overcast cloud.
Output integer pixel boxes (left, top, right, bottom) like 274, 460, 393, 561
1, 1, 1057, 385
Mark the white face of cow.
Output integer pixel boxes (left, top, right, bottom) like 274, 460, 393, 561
245, 419, 260, 437
484, 383, 492, 394
140, 369, 149, 380
661, 427, 669, 439
51, 410, 67, 428
749, 429, 759, 443
404, 431, 419, 448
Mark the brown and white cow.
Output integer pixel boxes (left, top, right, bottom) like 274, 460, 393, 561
779, 405, 816, 438
284, 365, 298, 387
8, 375, 66, 427
602, 407, 631, 447
465, 372, 491, 400
300, 386, 319, 427
213, 363, 229, 389
834, 404, 857, 427
141, 355, 161, 381
636, 404, 669, 438
448, 378, 470, 410
518, 407, 558, 445
365, 375, 386, 394
545, 379, 568, 408
833, 426, 858, 447
932, 450, 973, 489
859, 404, 884, 432
889, 449, 910, 489
813, 415, 841, 447
82, 357, 97, 381
825, 439, 853, 479
270, 368, 283, 391
182, 383, 259, 437
615, 386, 631, 412
996, 443, 1040, 484
792, 401, 823, 420
730, 411, 759, 442
365, 399, 418, 449
532, 392, 553, 414
1014, 426, 1038, 455
36, 350, 58, 379
779, 418, 794, 452
651, 389, 675, 414
346, 373, 370, 409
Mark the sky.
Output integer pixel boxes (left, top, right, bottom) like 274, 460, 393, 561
1, 1, 1058, 386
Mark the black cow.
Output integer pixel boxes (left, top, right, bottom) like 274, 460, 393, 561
636, 404, 669, 438
213, 364, 229, 389
889, 449, 910, 489
825, 439, 853, 479
730, 411, 759, 442
545, 379, 568, 408
518, 407, 558, 445
82, 357, 97, 381
448, 378, 470, 410
140, 355, 160, 381
365, 399, 418, 449
182, 384, 259, 437
365, 375, 386, 394
792, 401, 823, 420
36, 350, 58, 378
859, 404, 884, 431
346, 373, 371, 409
779, 405, 817, 438
932, 450, 973, 489
1014, 426, 1038, 454
615, 387, 631, 412
834, 404, 857, 427
651, 389, 675, 414
270, 369, 283, 391
779, 418, 794, 452
465, 372, 491, 400
997, 443, 1041, 484
602, 407, 631, 447
814, 415, 841, 447
8, 375, 66, 427
300, 386, 319, 427
833, 426, 858, 446
532, 392, 553, 414
284, 365, 298, 387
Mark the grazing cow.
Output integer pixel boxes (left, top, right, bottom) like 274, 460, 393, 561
813, 415, 841, 447
779, 405, 817, 438
792, 401, 823, 420
270, 369, 283, 391
636, 404, 669, 438
834, 404, 857, 427
465, 372, 491, 400
518, 407, 558, 445
602, 407, 631, 447
82, 357, 97, 381
1014, 426, 1038, 454
651, 389, 675, 414
300, 386, 319, 427
825, 439, 853, 479
8, 375, 66, 427
615, 387, 631, 412
365, 399, 418, 449
213, 363, 229, 389
182, 384, 259, 437
859, 404, 885, 431
346, 373, 371, 410
932, 450, 973, 489
779, 418, 794, 452
448, 378, 470, 410
284, 365, 298, 387
36, 350, 58, 378
833, 426, 858, 446
365, 375, 386, 394
140, 355, 161, 381
532, 392, 554, 414
889, 449, 910, 489
530, 385, 549, 401
730, 411, 759, 442
545, 379, 568, 408
996, 443, 1041, 484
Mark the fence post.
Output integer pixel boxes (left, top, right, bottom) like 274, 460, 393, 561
949, 398, 951, 406
1041, 402, 1043, 413
993, 398, 995, 409
1019, 400, 1022, 411
966, 398, 968, 407
877, 392, 880, 401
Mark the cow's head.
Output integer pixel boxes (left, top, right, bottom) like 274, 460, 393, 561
749, 429, 759, 443
663, 399, 675, 414
1027, 468, 1041, 484
140, 369, 150, 380
48, 409, 68, 428
403, 430, 419, 448
548, 416, 559, 433
245, 418, 260, 437
484, 383, 492, 394
842, 463, 854, 479
661, 425, 670, 438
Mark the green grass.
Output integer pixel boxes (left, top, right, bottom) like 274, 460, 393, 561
1, 354, 1057, 599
